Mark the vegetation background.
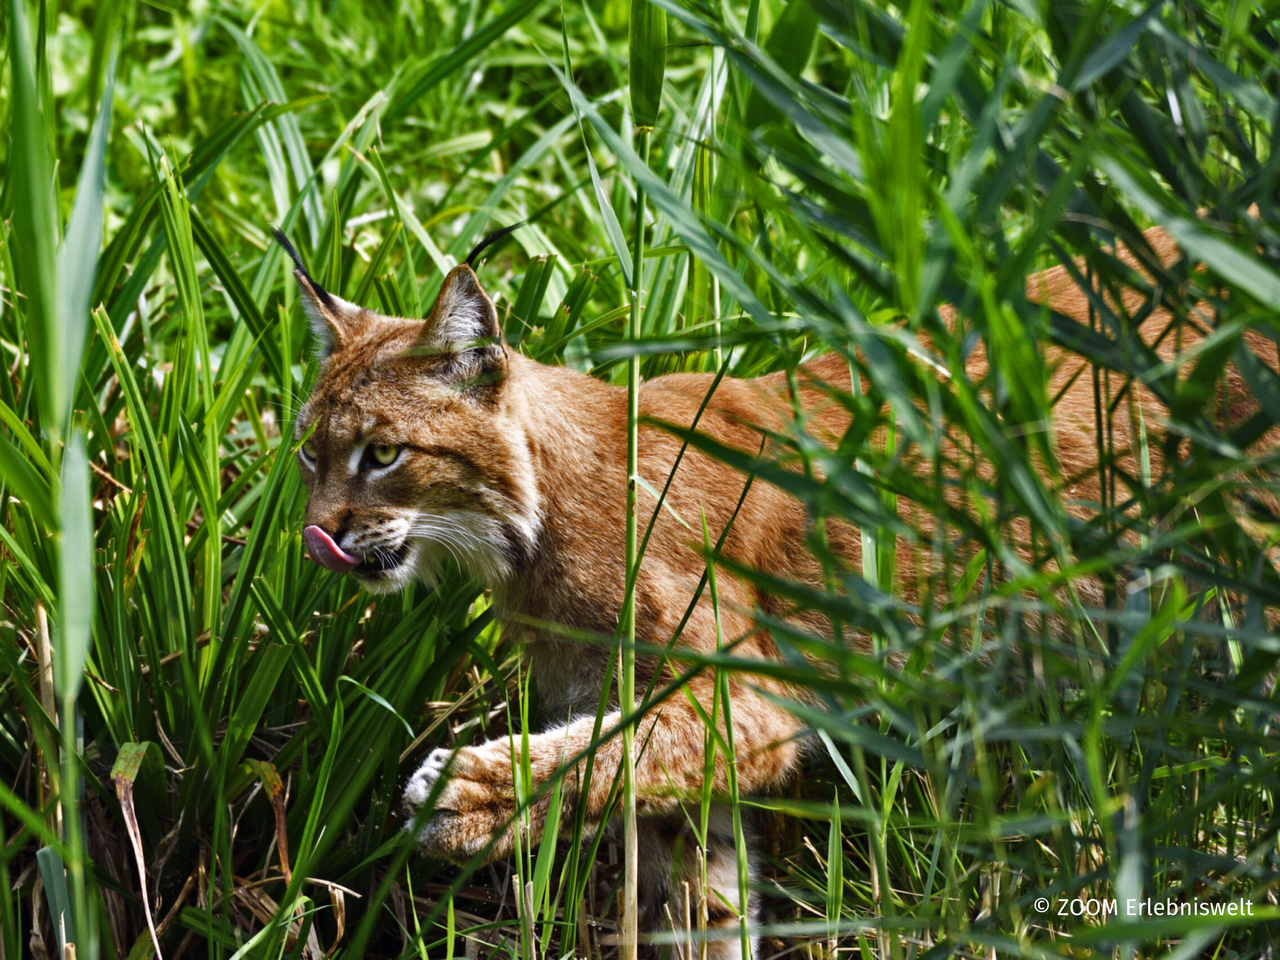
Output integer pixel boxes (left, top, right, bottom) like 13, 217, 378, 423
2, 0, 1278, 957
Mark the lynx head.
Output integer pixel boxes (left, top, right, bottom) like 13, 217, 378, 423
278, 227, 540, 594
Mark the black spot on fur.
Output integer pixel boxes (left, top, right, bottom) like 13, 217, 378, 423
656, 819, 685, 841
502, 522, 538, 570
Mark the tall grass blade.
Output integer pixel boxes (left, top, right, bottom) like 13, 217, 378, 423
56, 45, 116, 434
56, 431, 94, 708
560, 22, 634, 288
6, 0, 58, 437
385, 0, 544, 121
629, 0, 667, 130
220, 19, 324, 246
742, 0, 818, 131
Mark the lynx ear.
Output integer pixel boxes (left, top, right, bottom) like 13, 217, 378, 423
272, 229, 362, 354
417, 264, 505, 376
422, 265, 501, 344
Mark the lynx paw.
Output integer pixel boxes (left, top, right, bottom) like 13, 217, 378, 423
403, 744, 515, 863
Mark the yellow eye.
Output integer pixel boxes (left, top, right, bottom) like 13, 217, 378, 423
370, 443, 399, 467
301, 439, 318, 461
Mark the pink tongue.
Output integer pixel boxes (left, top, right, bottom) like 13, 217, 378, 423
304, 525, 361, 573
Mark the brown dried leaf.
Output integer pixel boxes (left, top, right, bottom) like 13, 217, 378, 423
111, 743, 163, 960
246, 760, 290, 882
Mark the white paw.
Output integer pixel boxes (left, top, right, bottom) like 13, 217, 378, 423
401, 743, 518, 864
403, 747, 452, 811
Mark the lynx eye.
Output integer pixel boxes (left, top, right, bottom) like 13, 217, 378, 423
369, 443, 400, 468
300, 439, 318, 462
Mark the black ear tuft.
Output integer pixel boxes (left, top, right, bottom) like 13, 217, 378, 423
271, 227, 335, 309
465, 222, 525, 268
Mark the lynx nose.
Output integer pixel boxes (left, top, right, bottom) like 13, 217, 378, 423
303, 525, 360, 573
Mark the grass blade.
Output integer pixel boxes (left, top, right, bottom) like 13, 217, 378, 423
629, 0, 667, 130
6, 0, 59, 435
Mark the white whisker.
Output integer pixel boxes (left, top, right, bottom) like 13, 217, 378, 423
404, 509, 511, 586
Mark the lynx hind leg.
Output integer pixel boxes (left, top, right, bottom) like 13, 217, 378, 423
638, 809, 759, 960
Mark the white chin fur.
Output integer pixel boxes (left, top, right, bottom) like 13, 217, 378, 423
407, 509, 513, 589
355, 571, 415, 595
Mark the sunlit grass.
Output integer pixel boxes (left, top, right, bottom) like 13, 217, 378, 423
2, 0, 1279, 958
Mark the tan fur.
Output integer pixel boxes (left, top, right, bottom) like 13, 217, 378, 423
293, 230, 1275, 960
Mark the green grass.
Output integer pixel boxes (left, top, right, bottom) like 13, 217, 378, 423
2, 0, 1279, 958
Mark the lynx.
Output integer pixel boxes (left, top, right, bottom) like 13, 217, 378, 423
277, 225, 1273, 960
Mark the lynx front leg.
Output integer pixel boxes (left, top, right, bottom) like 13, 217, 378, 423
405, 681, 801, 866
638, 811, 759, 960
